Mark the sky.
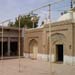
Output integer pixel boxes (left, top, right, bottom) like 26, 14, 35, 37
0, 0, 72, 26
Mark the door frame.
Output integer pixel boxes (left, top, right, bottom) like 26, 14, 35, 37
56, 44, 63, 62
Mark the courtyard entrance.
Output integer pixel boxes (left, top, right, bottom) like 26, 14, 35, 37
56, 44, 63, 62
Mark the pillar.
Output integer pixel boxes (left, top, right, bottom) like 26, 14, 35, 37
8, 37, 10, 56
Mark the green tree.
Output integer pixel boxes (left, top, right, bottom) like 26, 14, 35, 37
9, 14, 39, 28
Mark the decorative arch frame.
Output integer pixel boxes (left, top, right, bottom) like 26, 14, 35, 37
50, 33, 66, 62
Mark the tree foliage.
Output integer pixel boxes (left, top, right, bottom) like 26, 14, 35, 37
9, 14, 39, 28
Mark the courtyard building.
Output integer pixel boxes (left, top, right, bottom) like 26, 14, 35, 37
0, 8, 75, 65
0, 27, 23, 58
24, 8, 75, 64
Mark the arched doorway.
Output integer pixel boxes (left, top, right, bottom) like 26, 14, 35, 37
29, 39, 38, 59
55, 42, 64, 62
51, 33, 66, 63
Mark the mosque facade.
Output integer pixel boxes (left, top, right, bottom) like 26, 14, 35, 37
24, 9, 75, 64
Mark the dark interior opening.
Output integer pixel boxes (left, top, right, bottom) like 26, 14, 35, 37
10, 42, 18, 56
3, 42, 8, 56
0, 41, 18, 57
0, 42, 1, 56
56, 45, 63, 62
0, 42, 8, 57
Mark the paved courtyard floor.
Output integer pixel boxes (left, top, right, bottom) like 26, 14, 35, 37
0, 58, 75, 75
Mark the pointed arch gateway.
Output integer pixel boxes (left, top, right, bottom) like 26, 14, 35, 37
29, 39, 38, 59
51, 33, 66, 62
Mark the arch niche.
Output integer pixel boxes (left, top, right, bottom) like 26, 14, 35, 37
29, 39, 38, 59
